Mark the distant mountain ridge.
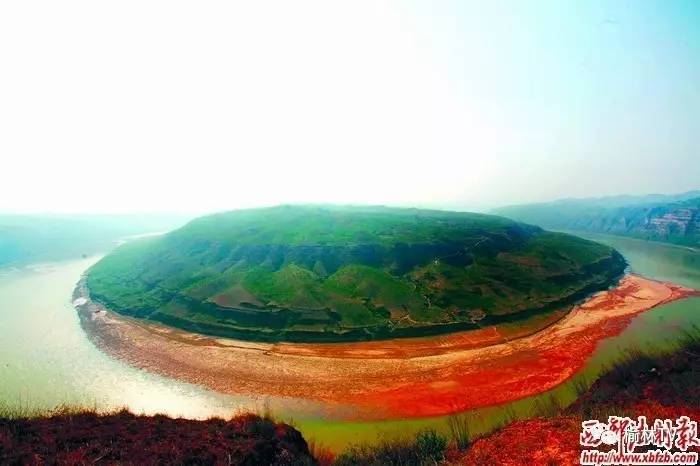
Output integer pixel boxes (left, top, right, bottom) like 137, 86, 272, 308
493, 191, 700, 248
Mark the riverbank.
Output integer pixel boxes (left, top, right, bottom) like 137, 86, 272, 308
453, 329, 700, 465
6, 328, 700, 465
0, 410, 315, 465
75, 275, 697, 420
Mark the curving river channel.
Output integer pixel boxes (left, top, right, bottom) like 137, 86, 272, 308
0, 232, 699, 451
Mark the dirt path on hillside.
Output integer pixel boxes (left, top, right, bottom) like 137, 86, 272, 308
75, 275, 697, 419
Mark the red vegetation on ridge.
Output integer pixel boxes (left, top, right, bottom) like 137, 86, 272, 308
0, 411, 316, 465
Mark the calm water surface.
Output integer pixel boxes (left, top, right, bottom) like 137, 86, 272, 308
0, 257, 265, 419
0, 234, 698, 450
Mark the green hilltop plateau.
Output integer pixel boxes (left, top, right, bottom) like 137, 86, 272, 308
86, 205, 626, 342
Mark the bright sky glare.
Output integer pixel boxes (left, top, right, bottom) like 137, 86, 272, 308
1, 1, 698, 214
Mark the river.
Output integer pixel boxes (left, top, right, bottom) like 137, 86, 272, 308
0, 233, 698, 450
0, 257, 246, 419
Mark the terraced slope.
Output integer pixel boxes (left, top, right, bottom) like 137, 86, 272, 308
86, 205, 626, 342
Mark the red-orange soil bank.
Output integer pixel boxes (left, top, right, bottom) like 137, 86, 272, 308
76, 275, 697, 420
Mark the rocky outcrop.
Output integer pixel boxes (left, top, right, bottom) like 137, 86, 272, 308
645, 207, 699, 237
495, 194, 700, 248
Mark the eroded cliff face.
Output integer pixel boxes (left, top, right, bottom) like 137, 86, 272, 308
614, 204, 700, 245
496, 195, 700, 248
646, 207, 699, 237
542, 202, 700, 245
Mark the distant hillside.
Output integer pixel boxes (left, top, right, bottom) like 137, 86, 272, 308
0, 214, 193, 267
86, 205, 625, 343
494, 191, 700, 248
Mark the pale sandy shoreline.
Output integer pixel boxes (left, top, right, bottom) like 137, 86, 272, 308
74, 275, 697, 420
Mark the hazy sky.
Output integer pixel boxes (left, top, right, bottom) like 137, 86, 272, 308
1, 1, 698, 214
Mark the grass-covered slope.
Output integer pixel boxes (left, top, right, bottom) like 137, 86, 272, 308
86, 205, 625, 342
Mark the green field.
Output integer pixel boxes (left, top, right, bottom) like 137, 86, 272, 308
86, 205, 626, 342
